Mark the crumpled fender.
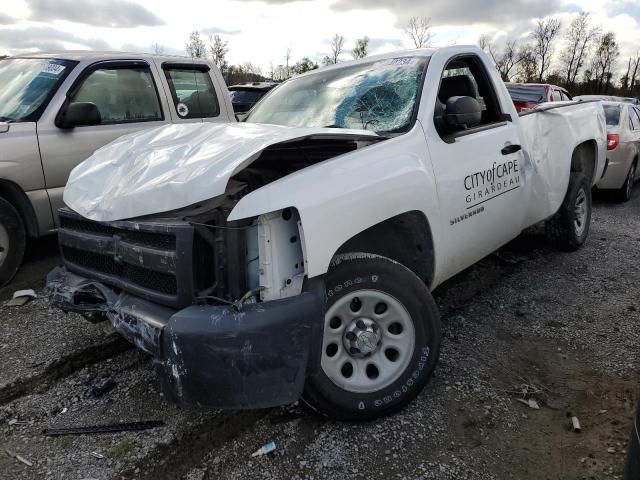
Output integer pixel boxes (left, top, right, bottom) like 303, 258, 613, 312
228, 124, 443, 279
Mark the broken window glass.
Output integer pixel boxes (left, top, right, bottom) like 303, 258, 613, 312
246, 57, 428, 134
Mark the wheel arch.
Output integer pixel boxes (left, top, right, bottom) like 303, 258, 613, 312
0, 179, 39, 237
333, 210, 435, 288
571, 140, 598, 185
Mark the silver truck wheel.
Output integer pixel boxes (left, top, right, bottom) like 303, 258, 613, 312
321, 289, 415, 394
618, 162, 636, 202
303, 253, 441, 421
0, 197, 26, 286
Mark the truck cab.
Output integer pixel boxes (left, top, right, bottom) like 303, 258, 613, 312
0, 52, 235, 285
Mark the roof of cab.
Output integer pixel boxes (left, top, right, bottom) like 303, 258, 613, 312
10, 51, 200, 63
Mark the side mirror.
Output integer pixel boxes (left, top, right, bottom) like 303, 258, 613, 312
57, 102, 101, 129
444, 96, 482, 130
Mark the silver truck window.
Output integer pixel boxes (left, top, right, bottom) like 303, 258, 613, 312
0, 58, 76, 123
70, 66, 162, 125
163, 67, 220, 119
629, 106, 640, 131
245, 57, 428, 134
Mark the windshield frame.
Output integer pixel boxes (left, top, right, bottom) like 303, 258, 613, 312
245, 55, 430, 136
0, 57, 79, 123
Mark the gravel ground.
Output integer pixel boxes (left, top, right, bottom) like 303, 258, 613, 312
0, 190, 638, 480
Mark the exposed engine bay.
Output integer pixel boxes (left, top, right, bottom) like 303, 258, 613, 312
55, 135, 382, 312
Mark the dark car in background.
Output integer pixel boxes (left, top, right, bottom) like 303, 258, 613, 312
228, 82, 278, 113
626, 401, 640, 480
505, 82, 572, 112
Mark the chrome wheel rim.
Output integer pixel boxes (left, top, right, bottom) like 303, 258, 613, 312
0, 223, 8, 267
321, 290, 415, 394
574, 188, 587, 237
627, 164, 636, 199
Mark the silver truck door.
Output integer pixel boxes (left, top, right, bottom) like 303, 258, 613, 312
37, 60, 168, 225
425, 54, 527, 276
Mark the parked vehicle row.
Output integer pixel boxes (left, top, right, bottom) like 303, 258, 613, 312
47, 46, 607, 420
0, 52, 235, 285
596, 101, 640, 201
505, 82, 572, 112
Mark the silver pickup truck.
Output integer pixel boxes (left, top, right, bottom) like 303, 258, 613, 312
0, 52, 235, 285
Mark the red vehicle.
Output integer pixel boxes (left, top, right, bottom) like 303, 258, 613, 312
505, 83, 573, 112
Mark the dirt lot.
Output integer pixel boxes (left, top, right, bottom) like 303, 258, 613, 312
0, 191, 638, 480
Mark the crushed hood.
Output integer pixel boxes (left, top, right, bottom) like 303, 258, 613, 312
63, 122, 379, 222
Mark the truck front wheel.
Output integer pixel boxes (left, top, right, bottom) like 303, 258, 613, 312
545, 172, 591, 252
303, 253, 441, 421
0, 197, 26, 286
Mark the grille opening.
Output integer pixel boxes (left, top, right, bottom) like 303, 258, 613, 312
62, 246, 177, 295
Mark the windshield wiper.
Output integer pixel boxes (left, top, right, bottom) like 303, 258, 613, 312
321, 124, 345, 129
0, 116, 15, 123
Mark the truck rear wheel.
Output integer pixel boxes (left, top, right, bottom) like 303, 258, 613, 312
545, 172, 591, 252
303, 253, 441, 421
0, 197, 26, 286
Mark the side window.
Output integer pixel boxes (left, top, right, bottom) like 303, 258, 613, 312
630, 107, 640, 130
629, 106, 639, 130
70, 66, 162, 124
163, 66, 220, 119
551, 90, 563, 102
434, 56, 503, 137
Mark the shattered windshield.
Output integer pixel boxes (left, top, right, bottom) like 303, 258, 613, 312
0, 58, 76, 123
245, 57, 428, 133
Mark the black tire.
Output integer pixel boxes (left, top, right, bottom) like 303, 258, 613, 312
302, 253, 441, 421
617, 161, 637, 202
0, 197, 26, 287
545, 172, 591, 252
624, 402, 640, 480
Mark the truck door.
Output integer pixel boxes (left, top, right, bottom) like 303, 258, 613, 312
424, 54, 528, 277
37, 60, 169, 225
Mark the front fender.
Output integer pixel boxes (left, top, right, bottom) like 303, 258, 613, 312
228, 126, 442, 279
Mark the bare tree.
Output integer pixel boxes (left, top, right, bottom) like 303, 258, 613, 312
560, 13, 599, 89
532, 17, 562, 82
185, 31, 206, 58
405, 16, 432, 48
592, 32, 620, 93
285, 48, 292, 78
330, 34, 345, 64
516, 44, 538, 83
630, 54, 640, 93
152, 43, 165, 55
477, 34, 491, 51
209, 35, 229, 73
352, 36, 369, 59
493, 40, 522, 82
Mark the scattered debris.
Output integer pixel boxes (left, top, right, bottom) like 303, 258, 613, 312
516, 398, 540, 409
61, 407, 68, 414
90, 451, 105, 459
570, 416, 581, 433
43, 420, 164, 436
5, 449, 33, 467
251, 441, 276, 457
8, 419, 28, 426
90, 378, 117, 398
6, 289, 37, 307
607, 447, 616, 454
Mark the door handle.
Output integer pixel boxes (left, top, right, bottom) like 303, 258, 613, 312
501, 144, 522, 155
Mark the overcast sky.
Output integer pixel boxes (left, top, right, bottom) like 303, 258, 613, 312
1, 0, 639, 75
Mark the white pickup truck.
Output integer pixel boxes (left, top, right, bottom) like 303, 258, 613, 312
48, 46, 606, 421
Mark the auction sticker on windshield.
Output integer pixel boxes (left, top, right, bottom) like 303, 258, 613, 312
40, 63, 66, 76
